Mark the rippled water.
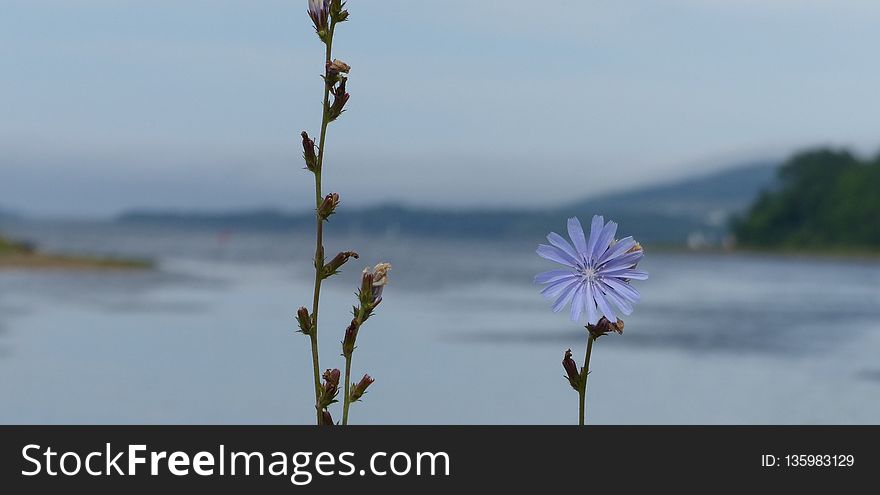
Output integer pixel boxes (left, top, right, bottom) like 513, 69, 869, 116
1, 223, 879, 424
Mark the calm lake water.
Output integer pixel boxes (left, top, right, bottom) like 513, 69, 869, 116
2, 222, 879, 424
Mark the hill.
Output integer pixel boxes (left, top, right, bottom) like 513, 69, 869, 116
118, 161, 778, 244
732, 148, 880, 250
568, 162, 776, 224
563, 161, 776, 243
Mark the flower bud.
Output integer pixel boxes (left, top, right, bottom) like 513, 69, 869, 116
318, 192, 340, 220
323, 368, 340, 389
369, 262, 391, 303
350, 374, 374, 402
308, 0, 330, 42
342, 323, 358, 357
321, 409, 334, 426
587, 317, 625, 340
562, 349, 580, 391
324, 60, 350, 87
360, 270, 374, 303
350, 262, 391, 327
322, 250, 358, 279
301, 131, 318, 172
320, 368, 341, 408
330, 0, 349, 23
327, 77, 349, 122
296, 306, 312, 335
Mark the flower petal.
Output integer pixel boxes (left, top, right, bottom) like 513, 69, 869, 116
584, 282, 599, 324
585, 215, 604, 261
601, 277, 641, 303
537, 244, 578, 267
593, 285, 618, 322
600, 268, 649, 280
547, 232, 580, 261
599, 281, 634, 315
598, 236, 635, 265
592, 220, 618, 262
570, 283, 586, 322
599, 250, 643, 272
540, 275, 578, 297
552, 280, 580, 313
566, 217, 588, 255
534, 270, 576, 285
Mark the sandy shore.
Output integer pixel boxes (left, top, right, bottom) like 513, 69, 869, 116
0, 253, 152, 271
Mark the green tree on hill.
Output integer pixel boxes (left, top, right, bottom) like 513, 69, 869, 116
732, 148, 880, 250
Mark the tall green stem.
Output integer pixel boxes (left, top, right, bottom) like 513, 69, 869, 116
308, 25, 335, 426
341, 302, 368, 425
578, 336, 595, 426
341, 354, 353, 425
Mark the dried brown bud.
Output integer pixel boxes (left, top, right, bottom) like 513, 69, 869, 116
320, 368, 341, 408
327, 78, 349, 122
369, 262, 391, 303
318, 192, 340, 220
342, 323, 358, 357
627, 242, 643, 254
323, 250, 358, 278
301, 131, 318, 172
323, 368, 340, 389
326, 59, 351, 75
371, 262, 391, 287
563, 349, 580, 391
587, 317, 625, 340
350, 374, 375, 402
321, 409, 334, 426
296, 307, 312, 335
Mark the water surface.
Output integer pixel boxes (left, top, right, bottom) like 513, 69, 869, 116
2, 224, 879, 424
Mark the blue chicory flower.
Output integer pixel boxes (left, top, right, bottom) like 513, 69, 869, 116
536, 215, 648, 324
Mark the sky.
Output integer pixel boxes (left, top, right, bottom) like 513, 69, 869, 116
2, 0, 880, 217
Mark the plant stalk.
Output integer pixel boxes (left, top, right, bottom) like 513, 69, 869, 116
578, 335, 595, 426
308, 25, 336, 426
342, 354, 353, 425
341, 301, 369, 425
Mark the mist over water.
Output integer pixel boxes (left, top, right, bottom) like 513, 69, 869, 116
2, 223, 879, 424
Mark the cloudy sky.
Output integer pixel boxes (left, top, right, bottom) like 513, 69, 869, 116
2, 0, 879, 217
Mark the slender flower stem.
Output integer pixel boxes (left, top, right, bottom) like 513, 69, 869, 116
342, 303, 368, 425
308, 24, 336, 426
342, 354, 353, 425
578, 335, 595, 426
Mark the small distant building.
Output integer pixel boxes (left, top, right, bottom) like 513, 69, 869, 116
686, 231, 711, 250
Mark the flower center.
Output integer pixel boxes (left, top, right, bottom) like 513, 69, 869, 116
579, 265, 598, 282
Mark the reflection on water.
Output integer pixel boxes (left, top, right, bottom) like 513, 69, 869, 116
1, 223, 879, 424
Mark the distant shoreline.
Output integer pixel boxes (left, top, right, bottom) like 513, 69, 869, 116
0, 253, 153, 271
0, 235, 152, 271
649, 245, 880, 263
